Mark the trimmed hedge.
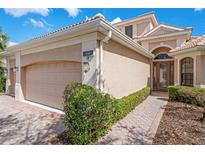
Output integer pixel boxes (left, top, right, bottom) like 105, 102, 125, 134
63, 82, 150, 145
168, 86, 205, 107
115, 87, 151, 121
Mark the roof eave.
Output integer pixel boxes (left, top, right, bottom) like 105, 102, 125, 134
136, 29, 192, 42
169, 46, 205, 56
113, 12, 158, 27
6, 19, 102, 53
3, 18, 154, 59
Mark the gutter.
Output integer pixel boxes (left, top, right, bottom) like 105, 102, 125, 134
99, 30, 112, 91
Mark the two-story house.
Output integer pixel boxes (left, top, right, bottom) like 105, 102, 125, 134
1, 12, 205, 112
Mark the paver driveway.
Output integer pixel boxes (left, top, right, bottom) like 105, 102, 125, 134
0, 95, 64, 145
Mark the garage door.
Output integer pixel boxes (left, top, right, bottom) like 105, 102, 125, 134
26, 61, 82, 110
9, 69, 15, 96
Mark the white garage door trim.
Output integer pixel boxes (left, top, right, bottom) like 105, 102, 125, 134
23, 99, 65, 114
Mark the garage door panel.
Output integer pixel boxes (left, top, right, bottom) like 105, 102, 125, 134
26, 61, 81, 109
9, 69, 15, 96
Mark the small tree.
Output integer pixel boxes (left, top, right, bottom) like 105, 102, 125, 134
0, 67, 6, 92
0, 28, 8, 93
0, 28, 8, 53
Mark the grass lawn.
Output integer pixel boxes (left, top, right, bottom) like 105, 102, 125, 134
153, 101, 205, 145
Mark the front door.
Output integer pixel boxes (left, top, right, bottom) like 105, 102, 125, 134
153, 61, 174, 91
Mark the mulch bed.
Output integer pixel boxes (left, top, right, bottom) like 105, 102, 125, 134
153, 101, 205, 145
49, 131, 71, 145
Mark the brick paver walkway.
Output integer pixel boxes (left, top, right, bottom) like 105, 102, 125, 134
0, 95, 64, 145
98, 94, 168, 145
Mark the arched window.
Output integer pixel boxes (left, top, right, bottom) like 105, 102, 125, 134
181, 57, 194, 86
154, 53, 172, 60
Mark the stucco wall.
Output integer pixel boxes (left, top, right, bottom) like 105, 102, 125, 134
137, 21, 151, 36
103, 40, 150, 98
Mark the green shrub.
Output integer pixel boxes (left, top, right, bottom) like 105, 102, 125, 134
168, 86, 205, 107
0, 67, 6, 93
168, 86, 180, 101
63, 82, 150, 144
115, 87, 151, 121
63, 82, 117, 145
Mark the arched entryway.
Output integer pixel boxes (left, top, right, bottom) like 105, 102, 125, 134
152, 46, 172, 55
152, 46, 174, 91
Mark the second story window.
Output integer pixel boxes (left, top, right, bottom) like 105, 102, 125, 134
125, 25, 133, 38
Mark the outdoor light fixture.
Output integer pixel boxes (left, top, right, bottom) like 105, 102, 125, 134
83, 62, 90, 73
4, 68, 8, 74
13, 66, 19, 72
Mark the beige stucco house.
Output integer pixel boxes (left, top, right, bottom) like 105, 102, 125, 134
1, 12, 205, 111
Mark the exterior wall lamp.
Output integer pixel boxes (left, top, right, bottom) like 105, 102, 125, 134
83, 62, 90, 73
13, 66, 19, 73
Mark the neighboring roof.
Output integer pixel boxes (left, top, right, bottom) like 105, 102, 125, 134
113, 12, 158, 27
191, 36, 198, 41
170, 35, 205, 53
1, 14, 154, 58
142, 23, 187, 37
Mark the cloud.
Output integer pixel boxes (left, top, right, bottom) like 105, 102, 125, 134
194, 8, 204, 12
7, 41, 18, 47
95, 13, 105, 18
64, 8, 80, 18
85, 16, 90, 20
85, 13, 105, 20
4, 8, 50, 17
26, 18, 53, 31
110, 17, 122, 24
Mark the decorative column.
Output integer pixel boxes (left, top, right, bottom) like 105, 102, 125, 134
174, 58, 179, 85
150, 60, 153, 89
99, 40, 104, 91
15, 52, 24, 101
5, 58, 10, 94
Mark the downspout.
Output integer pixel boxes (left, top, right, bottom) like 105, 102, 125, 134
99, 30, 112, 91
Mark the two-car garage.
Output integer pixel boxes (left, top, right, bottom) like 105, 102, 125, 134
8, 43, 82, 110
